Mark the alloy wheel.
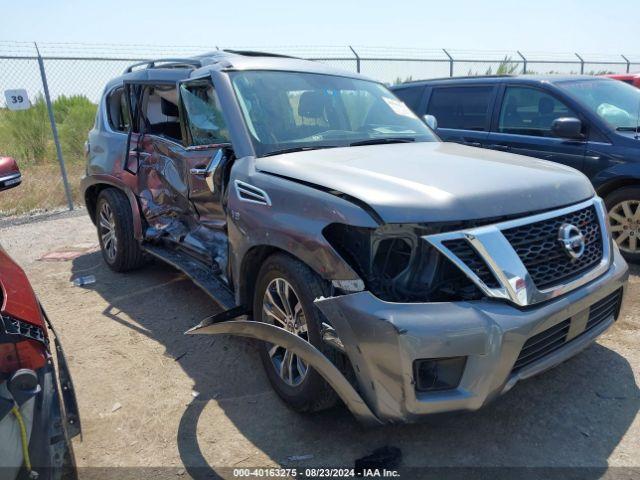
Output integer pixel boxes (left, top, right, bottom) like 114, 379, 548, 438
608, 199, 640, 254
262, 278, 309, 387
99, 202, 118, 262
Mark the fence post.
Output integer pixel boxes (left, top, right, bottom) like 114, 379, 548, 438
517, 50, 527, 74
35, 43, 74, 211
621, 54, 630, 74
575, 53, 585, 74
349, 45, 361, 73
443, 49, 454, 77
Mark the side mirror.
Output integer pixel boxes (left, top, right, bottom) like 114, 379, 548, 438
0, 157, 21, 192
423, 114, 438, 130
551, 117, 583, 139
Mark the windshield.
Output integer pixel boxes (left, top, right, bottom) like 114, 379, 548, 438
230, 71, 438, 156
558, 78, 640, 130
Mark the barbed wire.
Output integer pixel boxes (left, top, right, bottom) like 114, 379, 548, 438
0, 40, 638, 63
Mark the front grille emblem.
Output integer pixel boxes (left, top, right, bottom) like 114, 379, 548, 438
558, 223, 585, 260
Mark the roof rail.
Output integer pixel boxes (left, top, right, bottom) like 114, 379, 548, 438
123, 58, 205, 74
223, 49, 298, 59
398, 74, 516, 85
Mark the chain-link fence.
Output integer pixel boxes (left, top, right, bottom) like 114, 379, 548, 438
1, 41, 639, 216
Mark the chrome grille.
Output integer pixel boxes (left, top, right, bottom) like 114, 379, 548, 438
442, 239, 500, 288
502, 206, 603, 290
425, 199, 611, 307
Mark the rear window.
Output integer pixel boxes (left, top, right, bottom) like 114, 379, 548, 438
393, 86, 424, 112
427, 86, 495, 131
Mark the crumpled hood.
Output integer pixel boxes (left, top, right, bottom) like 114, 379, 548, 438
255, 142, 595, 223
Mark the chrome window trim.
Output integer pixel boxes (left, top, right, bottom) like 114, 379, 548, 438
424, 197, 612, 307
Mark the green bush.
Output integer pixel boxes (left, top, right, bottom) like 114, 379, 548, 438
0, 95, 52, 164
56, 96, 97, 161
0, 94, 97, 166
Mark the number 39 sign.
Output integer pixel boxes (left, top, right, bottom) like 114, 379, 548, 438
4, 89, 30, 111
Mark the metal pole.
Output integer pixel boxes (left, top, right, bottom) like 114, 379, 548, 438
349, 45, 360, 73
517, 50, 527, 74
575, 53, 585, 74
35, 43, 73, 210
621, 54, 630, 74
443, 49, 454, 77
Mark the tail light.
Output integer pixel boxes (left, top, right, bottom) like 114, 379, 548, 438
0, 314, 48, 374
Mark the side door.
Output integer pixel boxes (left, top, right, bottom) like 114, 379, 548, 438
424, 85, 497, 147
487, 85, 586, 171
124, 82, 193, 237
179, 77, 233, 230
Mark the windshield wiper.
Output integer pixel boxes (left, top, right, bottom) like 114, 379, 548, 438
349, 137, 415, 146
616, 126, 640, 132
262, 145, 339, 157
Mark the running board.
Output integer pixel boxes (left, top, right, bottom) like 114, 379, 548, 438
142, 243, 236, 310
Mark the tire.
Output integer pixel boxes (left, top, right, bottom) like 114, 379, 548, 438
605, 186, 640, 263
253, 253, 340, 412
96, 188, 146, 272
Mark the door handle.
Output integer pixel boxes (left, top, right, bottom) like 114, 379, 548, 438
490, 144, 511, 152
129, 150, 150, 158
190, 167, 211, 177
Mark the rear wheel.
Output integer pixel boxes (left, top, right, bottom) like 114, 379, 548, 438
253, 254, 339, 412
96, 188, 146, 272
605, 186, 640, 263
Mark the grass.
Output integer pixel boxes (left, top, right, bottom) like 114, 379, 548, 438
0, 161, 85, 217
0, 94, 96, 216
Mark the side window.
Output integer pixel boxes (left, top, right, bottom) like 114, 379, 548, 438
426, 86, 494, 131
139, 85, 182, 142
106, 87, 130, 132
393, 86, 424, 113
498, 86, 577, 137
180, 81, 230, 146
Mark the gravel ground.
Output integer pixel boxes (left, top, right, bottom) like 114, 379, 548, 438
1, 213, 639, 479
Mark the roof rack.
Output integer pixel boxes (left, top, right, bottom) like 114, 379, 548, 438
123, 58, 205, 74
398, 74, 516, 85
223, 49, 298, 59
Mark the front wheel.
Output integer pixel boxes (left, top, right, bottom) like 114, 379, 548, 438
605, 186, 640, 263
253, 253, 340, 412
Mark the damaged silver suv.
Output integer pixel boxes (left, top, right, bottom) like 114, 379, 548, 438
82, 51, 629, 424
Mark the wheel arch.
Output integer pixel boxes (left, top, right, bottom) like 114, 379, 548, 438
236, 245, 329, 313
82, 177, 143, 241
596, 176, 640, 200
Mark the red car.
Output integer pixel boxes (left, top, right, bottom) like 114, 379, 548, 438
605, 73, 640, 88
0, 157, 80, 479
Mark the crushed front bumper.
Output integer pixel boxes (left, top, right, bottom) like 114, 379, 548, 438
189, 247, 628, 425
315, 246, 629, 423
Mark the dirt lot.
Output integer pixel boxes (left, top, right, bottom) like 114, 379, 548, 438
1, 211, 639, 478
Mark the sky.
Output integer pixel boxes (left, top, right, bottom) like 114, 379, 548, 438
3, 0, 638, 56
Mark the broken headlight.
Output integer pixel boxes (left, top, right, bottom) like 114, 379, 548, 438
323, 223, 483, 302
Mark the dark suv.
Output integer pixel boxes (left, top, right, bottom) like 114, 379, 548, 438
392, 75, 640, 262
